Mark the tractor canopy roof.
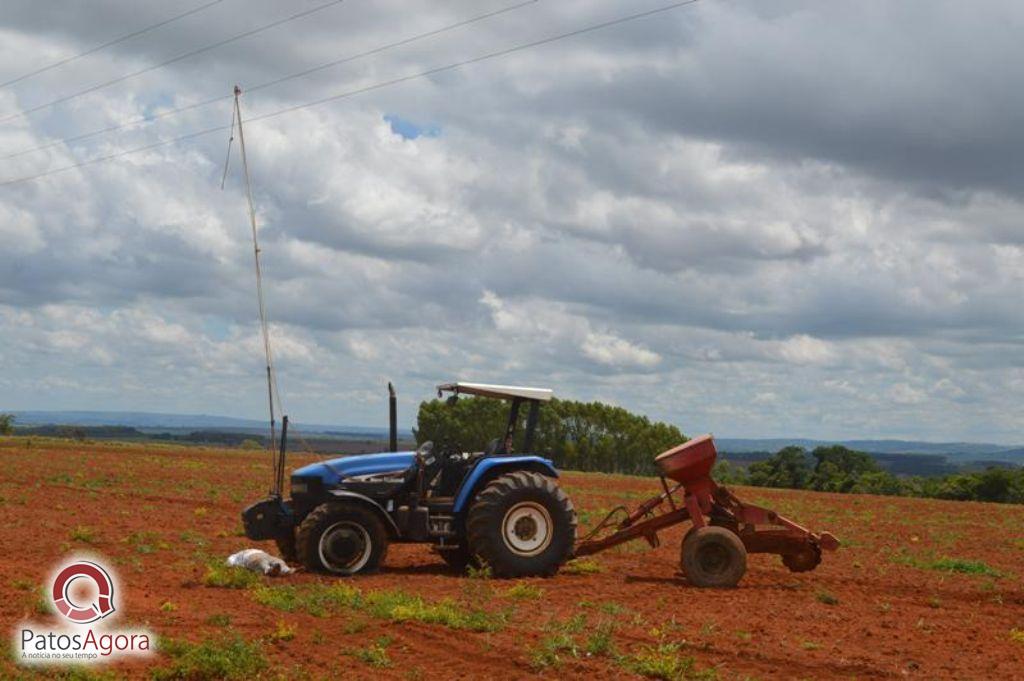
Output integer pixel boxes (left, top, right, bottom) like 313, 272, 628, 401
436, 381, 553, 402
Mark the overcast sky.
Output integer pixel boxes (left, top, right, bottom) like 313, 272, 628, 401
1, 0, 1022, 442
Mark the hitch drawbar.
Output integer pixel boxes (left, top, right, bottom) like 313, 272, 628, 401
573, 435, 839, 587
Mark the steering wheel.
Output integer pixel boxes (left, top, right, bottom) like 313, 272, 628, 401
416, 440, 435, 464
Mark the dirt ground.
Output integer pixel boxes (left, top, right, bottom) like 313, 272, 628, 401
1, 438, 1022, 679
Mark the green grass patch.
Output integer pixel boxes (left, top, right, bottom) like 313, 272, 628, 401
251, 583, 359, 616
892, 551, 1003, 577
251, 584, 507, 632
151, 634, 267, 680
178, 530, 209, 548
364, 589, 506, 632
622, 643, 717, 680
350, 636, 392, 668
530, 632, 577, 670
584, 621, 616, 656
1010, 628, 1024, 645
69, 525, 97, 543
528, 613, 604, 669
269, 620, 296, 642
202, 563, 262, 589
927, 557, 1002, 576
815, 590, 839, 606
10, 578, 35, 591
598, 601, 627, 616
562, 558, 604, 575
124, 530, 167, 554
32, 588, 50, 615
16, 668, 121, 680
503, 582, 544, 600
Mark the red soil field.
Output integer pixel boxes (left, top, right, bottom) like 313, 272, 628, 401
1, 439, 1022, 679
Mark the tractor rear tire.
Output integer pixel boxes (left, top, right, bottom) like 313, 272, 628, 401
275, 532, 298, 564
466, 471, 576, 578
681, 526, 747, 588
296, 503, 388, 575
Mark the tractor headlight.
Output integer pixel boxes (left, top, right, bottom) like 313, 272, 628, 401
290, 481, 309, 495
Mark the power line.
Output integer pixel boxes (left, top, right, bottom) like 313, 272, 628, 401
2, 0, 538, 161
0, 0, 702, 188
0, 0, 347, 125
0, 0, 227, 91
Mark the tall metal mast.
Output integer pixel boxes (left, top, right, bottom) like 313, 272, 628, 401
230, 85, 280, 483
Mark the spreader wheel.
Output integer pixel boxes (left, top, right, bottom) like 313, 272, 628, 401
782, 545, 822, 573
681, 526, 747, 588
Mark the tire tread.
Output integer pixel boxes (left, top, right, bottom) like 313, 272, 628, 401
295, 502, 388, 575
467, 471, 576, 578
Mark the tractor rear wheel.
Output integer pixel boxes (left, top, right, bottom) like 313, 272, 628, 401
296, 503, 388, 575
467, 471, 576, 578
275, 532, 298, 564
680, 525, 747, 588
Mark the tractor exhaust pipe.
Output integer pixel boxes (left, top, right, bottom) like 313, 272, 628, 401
272, 415, 288, 497
388, 382, 398, 453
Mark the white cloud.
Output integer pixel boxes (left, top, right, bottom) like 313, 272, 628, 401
581, 332, 660, 369
481, 290, 659, 370
775, 335, 836, 366
889, 383, 927, 405
0, 1, 1022, 441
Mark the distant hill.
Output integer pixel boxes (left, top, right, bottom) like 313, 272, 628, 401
7, 410, 412, 439
5, 411, 1021, 472
716, 437, 1024, 474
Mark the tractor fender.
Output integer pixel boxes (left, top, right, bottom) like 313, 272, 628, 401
453, 456, 559, 514
327, 489, 402, 538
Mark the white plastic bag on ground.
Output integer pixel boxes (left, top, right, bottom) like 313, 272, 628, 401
226, 549, 293, 576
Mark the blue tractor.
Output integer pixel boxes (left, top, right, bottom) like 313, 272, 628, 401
242, 382, 577, 577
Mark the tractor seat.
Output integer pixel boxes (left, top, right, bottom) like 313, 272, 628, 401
415, 441, 440, 484
483, 438, 505, 457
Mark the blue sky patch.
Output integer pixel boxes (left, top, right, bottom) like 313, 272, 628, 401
384, 114, 440, 140
141, 92, 176, 121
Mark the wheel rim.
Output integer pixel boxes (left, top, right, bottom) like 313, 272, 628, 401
697, 541, 732, 575
318, 521, 371, 574
501, 502, 553, 557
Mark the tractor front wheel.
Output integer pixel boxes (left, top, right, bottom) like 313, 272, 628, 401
680, 525, 747, 588
296, 503, 388, 575
275, 532, 298, 564
467, 472, 576, 578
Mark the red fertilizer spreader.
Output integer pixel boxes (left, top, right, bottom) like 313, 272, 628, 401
573, 435, 839, 587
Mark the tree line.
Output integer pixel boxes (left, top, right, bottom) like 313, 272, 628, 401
416, 398, 1023, 504
415, 396, 684, 476
714, 445, 1024, 504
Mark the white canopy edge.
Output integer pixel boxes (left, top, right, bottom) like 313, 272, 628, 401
436, 382, 553, 402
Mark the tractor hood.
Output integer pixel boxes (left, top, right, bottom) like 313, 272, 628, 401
291, 451, 416, 486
